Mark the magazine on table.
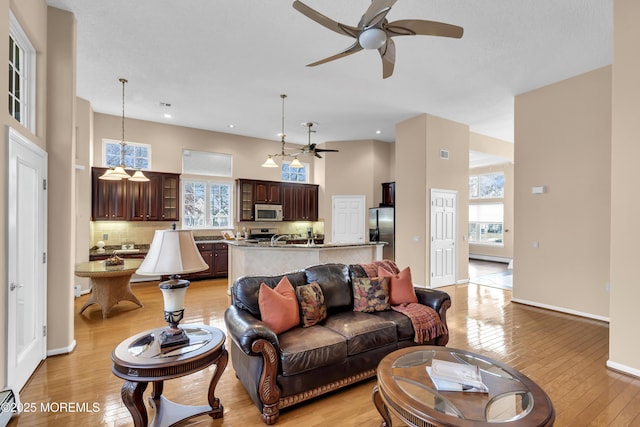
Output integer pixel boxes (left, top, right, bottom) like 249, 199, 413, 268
426, 359, 489, 393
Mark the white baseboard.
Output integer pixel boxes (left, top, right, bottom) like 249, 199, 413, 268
47, 339, 76, 357
606, 360, 640, 379
511, 297, 609, 323
469, 254, 512, 264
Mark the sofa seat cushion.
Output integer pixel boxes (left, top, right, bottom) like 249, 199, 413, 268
370, 309, 415, 341
323, 311, 397, 356
278, 326, 347, 376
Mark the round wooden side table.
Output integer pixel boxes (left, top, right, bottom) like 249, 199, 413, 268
111, 324, 227, 427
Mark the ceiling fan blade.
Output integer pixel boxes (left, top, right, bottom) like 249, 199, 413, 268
315, 148, 339, 153
379, 37, 396, 79
359, 0, 398, 28
385, 19, 464, 38
306, 42, 363, 67
315, 152, 323, 159
293, 0, 360, 38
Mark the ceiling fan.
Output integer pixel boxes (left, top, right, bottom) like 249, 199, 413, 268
300, 122, 339, 159
292, 0, 464, 78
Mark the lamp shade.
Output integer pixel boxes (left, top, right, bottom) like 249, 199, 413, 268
261, 156, 279, 168
289, 157, 303, 168
129, 169, 150, 182
136, 229, 208, 276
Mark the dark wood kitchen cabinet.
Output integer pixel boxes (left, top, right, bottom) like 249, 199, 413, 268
254, 181, 281, 204
381, 182, 395, 206
282, 183, 318, 221
237, 180, 255, 221
189, 242, 228, 279
91, 168, 128, 220
92, 167, 180, 221
212, 243, 228, 276
128, 173, 160, 221
237, 179, 318, 222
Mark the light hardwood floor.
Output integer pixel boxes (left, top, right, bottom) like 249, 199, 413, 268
9, 266, 640, 426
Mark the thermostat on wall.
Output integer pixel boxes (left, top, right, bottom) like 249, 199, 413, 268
531, 186, 546, 194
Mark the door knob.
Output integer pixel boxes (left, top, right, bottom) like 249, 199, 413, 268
10, 283, 24, 291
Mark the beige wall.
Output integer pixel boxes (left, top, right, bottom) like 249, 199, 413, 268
395, 114, 469, 286
514, 66, 611, 319
46, 6, 76, 354
609, 0, 640, 375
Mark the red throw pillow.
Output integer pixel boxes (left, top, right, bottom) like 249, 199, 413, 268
378, 266, 418, 306
258, 276, 300, 334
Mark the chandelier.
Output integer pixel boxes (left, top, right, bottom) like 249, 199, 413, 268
99, 78, 149, 181
261, 94, 303, 168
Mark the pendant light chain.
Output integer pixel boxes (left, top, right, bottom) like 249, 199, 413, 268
120, 78, 127, 166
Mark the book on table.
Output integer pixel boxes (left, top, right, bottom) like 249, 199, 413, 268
426, 359, 489, 393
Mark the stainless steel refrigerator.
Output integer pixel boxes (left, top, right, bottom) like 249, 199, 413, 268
369, 207, 395, 260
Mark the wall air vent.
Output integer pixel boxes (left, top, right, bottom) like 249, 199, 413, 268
440, 149, 450, 160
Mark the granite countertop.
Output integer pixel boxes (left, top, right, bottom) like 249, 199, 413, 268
225, 240, 385, 249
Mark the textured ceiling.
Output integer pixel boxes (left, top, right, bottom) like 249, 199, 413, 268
45, 0, 612, 148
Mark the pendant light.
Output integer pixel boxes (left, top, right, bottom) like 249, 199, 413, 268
100, 78, 149, 181
261, 94, 304, 168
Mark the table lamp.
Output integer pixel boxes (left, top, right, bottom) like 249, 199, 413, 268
136, 228, 208, 348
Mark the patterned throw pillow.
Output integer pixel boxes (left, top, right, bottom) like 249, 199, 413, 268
258, 276, 300, 334
295, 282, 327, 327
378, 266, 418, 306
352, 276, 390, 312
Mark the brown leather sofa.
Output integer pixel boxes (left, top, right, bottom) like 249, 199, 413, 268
224, 262, 451, 424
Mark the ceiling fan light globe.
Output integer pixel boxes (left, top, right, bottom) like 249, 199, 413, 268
358, 28, 387, 49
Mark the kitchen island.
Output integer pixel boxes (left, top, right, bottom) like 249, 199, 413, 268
225, 241, 385, 288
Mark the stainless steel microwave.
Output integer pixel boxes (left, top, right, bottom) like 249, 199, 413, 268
255, 204, 283, 221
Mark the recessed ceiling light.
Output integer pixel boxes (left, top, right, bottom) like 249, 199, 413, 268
228, 124, 235, 129
375, 130, 382, 134
164, 113, 172, 119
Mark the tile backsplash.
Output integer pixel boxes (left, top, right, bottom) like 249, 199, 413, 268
90, 221, 176, 247
90, 220, 326, 248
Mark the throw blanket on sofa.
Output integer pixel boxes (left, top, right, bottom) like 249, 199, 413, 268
391, 303, 448, 343
360, 260, 400, 278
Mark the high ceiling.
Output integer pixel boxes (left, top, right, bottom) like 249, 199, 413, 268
45, 0, 612, 147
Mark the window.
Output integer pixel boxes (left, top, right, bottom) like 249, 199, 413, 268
182, 150, 232, 177
181, 150, 233, 229
469, 172, 504, 199
469, 203, 504, 246
102, 139, 151, 169
182, 180, 232, 229
9, 12, 36, 132
282, 161, 308, 183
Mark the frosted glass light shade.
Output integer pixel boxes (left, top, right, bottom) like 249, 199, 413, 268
99, 168, 122, 180
358, 28, 387, 49
290, 157, 303, 168
262, 156, 279, 168
109, 165, 132, 179
129, 170, 150, 182
136, 229, 208, 276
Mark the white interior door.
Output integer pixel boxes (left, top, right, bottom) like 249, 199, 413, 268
430, 189, 456, 288
332, 195, 365, 243
7, 127, 47, 392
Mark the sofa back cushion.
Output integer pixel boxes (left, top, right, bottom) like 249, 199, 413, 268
305, 264, 352, 313
232, 271, 307, 318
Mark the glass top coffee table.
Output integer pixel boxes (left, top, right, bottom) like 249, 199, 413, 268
373, 346, 555, 427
